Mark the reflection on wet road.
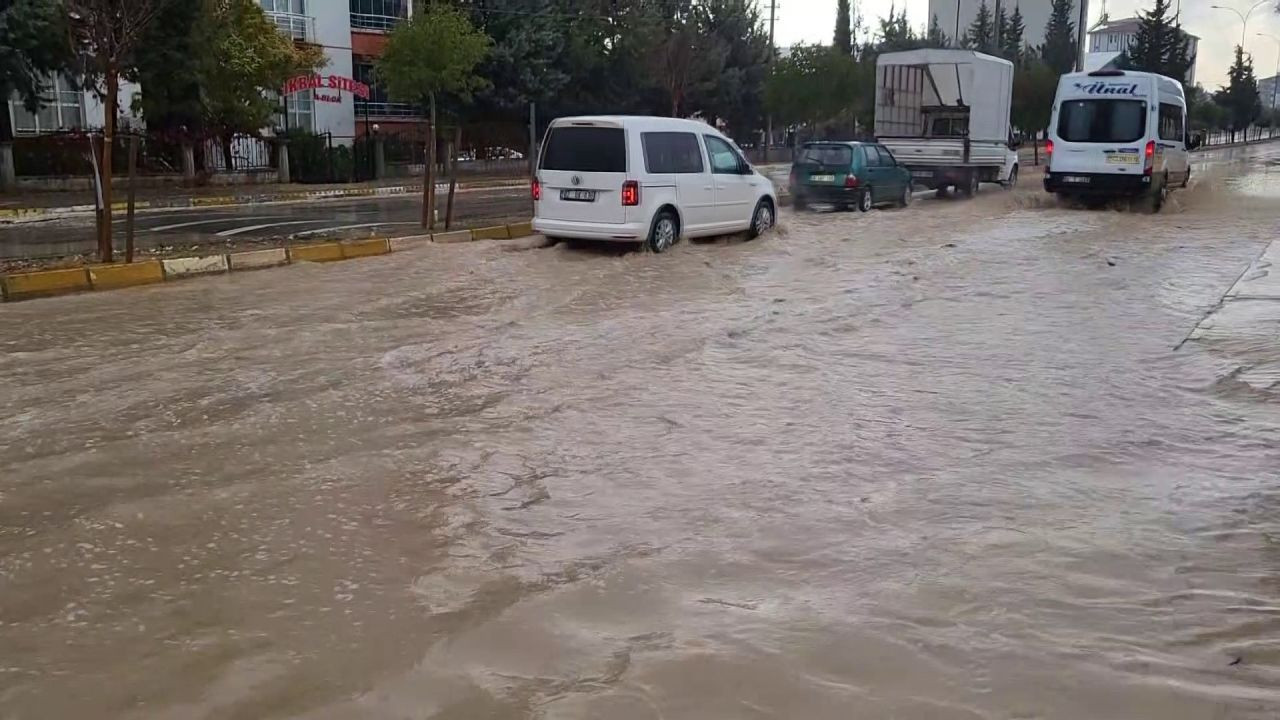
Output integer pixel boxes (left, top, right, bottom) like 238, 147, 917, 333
2, 145, 1279, 719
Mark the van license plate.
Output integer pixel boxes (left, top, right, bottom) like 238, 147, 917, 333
809, 174, 835, 183
1063, 175, 1090, 184
560, 189, 597, 202
1106, 154, 1139, 164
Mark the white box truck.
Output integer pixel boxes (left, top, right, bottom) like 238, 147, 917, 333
874, 49, 1019, 197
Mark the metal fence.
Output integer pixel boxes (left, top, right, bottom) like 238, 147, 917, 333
202, 136, 273, 172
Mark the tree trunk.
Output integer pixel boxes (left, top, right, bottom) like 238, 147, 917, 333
0, 107, 16, 192
100, 69, 119, 264
126, 134, 138, 263
222, 135, 234, 171
422, 93, 437, 229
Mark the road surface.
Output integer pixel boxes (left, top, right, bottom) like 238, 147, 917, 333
1, 145, 1278, 719
0, 184, 530, 260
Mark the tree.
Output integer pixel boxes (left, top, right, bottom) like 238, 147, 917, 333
66, 0, 163, 262
927, 14, 949, 48
964, 0, 995, 53
131, 0, 205, 137
0, 0, 70, 191
685, 0, 772, 139
1012, 56, 1057, 161
834, 0, 853, 54
203, 0, 324, 168
1041, 0, 1076, 74
1122, 0, 1193, 84
378, 4, 490, 228
1003, 4, 1026, 63
1218, 45, 1262, 142
764, 44, 860, 138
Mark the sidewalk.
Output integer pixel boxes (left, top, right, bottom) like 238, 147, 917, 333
0, 174, 526, 223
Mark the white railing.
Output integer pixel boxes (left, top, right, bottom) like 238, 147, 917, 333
266, 12, 316, 42
350, 12, 405, 31
354, 100, 419, 118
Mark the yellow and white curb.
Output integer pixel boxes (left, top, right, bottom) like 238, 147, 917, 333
0, 220, 536, 302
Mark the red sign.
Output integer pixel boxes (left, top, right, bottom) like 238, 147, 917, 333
282, 74, 371, 100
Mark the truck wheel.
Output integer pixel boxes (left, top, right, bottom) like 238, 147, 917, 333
1003, 165, 1018, 190
959, 171, 979, 197
935, 186, 949, 199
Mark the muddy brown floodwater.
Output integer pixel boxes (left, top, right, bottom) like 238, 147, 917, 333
2, 145, 1279, 719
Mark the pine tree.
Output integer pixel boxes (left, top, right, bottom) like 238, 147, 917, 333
1123, 0, 1194, 83
927, 13, 949, 48
1220, 45, 1262, 138
964, 0, 995, 53
834, 0, 852, 55
1003, 4, 1026, 64
1041, 0, 1076, 75
996, 5, 1009, 55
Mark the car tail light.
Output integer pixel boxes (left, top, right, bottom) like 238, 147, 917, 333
621, 180, 640, 206
531, 178, 542, 201
844, 174, 860, 188
789, 168, 798, 186
1144, 140, 1155, 175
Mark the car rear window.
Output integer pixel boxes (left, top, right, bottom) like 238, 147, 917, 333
1058, 99, 1146, 143
540, 126, 626, 172
798, 144, 852, 166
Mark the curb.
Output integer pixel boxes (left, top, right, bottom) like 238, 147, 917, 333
0, 180, 525, 225
0, 220, 536, 303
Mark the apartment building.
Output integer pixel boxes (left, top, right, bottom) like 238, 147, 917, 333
5, 1, 419, 144
1087, 17, 1198, 85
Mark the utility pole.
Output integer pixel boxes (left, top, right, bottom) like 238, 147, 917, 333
765, 0, 776, 163
1075, 0, 1089, 71
994, 0, 1001, 53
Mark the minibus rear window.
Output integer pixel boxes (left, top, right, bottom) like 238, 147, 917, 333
1058, 99, 1146, 143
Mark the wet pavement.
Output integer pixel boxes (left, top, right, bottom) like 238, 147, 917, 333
0, 185, 530, 260
2, 144, 1279, 719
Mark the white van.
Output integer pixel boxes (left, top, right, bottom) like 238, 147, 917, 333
1044, 69, 1196, 211
532, 116, 777, 252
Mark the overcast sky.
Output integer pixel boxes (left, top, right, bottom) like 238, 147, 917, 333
772, 0, 1280, 90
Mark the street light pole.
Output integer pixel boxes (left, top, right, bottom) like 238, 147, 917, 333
1211, 0, 1269, 50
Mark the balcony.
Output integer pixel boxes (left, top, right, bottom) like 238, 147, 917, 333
266, 11, 316, 43
354, 100, 420, 118
350, 0, 408, 31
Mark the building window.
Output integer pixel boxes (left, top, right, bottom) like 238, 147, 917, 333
352, 60, 418, 117
350, 0, 407, 31
285, 92, 314, 132
8, 75, 85, 135
260, 0, 312, 41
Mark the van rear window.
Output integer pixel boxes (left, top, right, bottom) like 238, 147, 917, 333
540, 126, 626, 172
1058, 99, 1146, 143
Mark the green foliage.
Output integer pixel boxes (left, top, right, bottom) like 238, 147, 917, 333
927, 14, 949, 47
132, 0, 206, 134
1041, 0, 1076, 74
1218, 46, 1262, 132
1012, 57, 1057, 136
1121, 0, 1193, 84
764, 44, 860, 130
964, 0, 995, 53
685, 0, 772, 137
1002, 4, 1026, 63
0, 0, 71, 140
1187, 85, 1227, 130
378, 4, 491, 107
834, 0, 853, 54
875, 7, 926, 52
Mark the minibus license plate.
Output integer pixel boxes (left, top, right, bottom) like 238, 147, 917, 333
561, 189, 596, 202
1106, 154, 1138, 164
1063, 175, 1090, 184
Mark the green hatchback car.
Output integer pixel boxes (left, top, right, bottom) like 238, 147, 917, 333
790, 141, 914, 212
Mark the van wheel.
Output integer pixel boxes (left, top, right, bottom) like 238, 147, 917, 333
1181, 168, 1190, 188
749, 199, 774, 238
647, 210, 678, 253
857, 189, 873, 212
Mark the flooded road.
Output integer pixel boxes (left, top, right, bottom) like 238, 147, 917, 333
3, 144, 1279, 719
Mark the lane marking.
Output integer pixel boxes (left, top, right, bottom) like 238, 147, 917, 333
150, 215, 280, 232
216, 220, 329, 237
291, 221, 419, 237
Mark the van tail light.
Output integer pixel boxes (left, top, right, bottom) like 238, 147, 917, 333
1143, 140, 1155, 175
621, 180, 640, 206
531, 177, 542, 201
1045, 139, 1054, 163
844, 174, 860, 188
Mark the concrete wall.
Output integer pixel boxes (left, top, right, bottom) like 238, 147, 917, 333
309, 4, 356, 145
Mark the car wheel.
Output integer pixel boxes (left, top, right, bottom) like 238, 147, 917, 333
793, 193, 808, 211
857, 189, 873, 212
898, 183, 912, 207
1003, 165, 1018, 190
749, 199, 774, 238
647, 210, 678, 253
